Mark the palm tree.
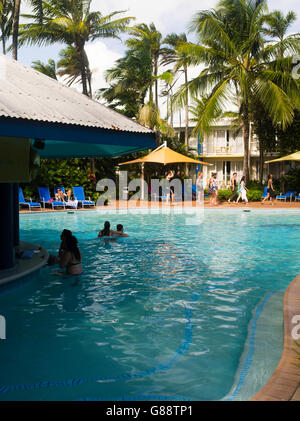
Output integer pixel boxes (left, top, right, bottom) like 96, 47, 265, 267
253, 9, 300, 181
12, 0, 21, 59
96, 41, 152, 117
262, 10, 299, 59
0, 0, 13, 54
162, 33, 191, 174
162, 33, 190, 152
173, 0, 300, 180
32, 58, 57, 79
56, 45, 93, 94
127, 23, 163, 109
19, 0, 134, 96
159, 70, 176, 127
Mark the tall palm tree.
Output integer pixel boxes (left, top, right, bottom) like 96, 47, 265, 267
127, 23, 163, 109
96, 41, 152, 118
253, 9, 300, 181
174, 0, 300, 180
19, 0, 134, 96
32, 58, 57, 79
126, 23, 165, 145
56, 45, 93, 95
262, 10, 299, 59
162, 33, 191, 174
0, 0, 13, 54
12, 0, 21, 59
162, 33, 190, 152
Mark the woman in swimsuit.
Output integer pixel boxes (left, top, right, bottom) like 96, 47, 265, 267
59, 234, 83, 275
236, 176, 249, 204
196, 171, 203, 202
262, 174, 276, 206
98, 221, 120, 243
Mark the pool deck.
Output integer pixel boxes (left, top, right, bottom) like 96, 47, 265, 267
251, 274, 300, 401
19, 200, 300, 213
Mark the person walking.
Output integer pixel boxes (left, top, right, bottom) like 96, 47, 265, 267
196, 171, 203, 203
236, 176, 248, 204
228, 173, 238, 203
166, 170, 174, 205
208, 173, 218, 206
261, 174, 276, 206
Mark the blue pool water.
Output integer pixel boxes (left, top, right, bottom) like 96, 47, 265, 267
0, 209, 299, 401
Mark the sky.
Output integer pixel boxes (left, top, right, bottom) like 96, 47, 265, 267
17, 0, 300, 122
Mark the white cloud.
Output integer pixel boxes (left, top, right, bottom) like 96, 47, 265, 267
85, 41, 122, 95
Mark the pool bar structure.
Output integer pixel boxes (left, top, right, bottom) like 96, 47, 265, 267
0, 54, 155, 284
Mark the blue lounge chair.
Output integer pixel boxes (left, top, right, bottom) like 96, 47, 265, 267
19, 187, 41, 211
276, 191, 296, 202
73, 186, 95, 208
295, 193, 300, 202
38, 187, 66, 209
261, 186, 268, 199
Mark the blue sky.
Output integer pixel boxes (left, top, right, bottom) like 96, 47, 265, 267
16, 0, 300, 121
18, 0, 300, 66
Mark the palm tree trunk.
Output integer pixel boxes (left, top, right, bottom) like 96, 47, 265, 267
1, 23, 6, 54
12, 0, 21, 60
259, 143, 264, 183
242, 107, 250, 182
184, 65, 189, 176
77, 42, 88, 96
149, 83, 154, 105
154, 57, 159, 109
77, 44, 94, 179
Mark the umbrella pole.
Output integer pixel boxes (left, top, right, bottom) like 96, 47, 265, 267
141, 163, 145, 201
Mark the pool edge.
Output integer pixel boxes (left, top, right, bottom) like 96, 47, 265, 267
250, 274, 300, 401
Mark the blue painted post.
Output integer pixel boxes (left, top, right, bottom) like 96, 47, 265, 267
196, 133, 202, 176
13, 183, 19, 247
0, 183, 15, 270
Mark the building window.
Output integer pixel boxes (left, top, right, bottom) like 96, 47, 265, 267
223, 161, 231, 184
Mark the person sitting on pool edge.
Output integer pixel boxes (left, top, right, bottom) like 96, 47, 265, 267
59, 234, 83, 275
116, 224, 129, 238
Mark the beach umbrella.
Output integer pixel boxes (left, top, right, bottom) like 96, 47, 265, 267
265, 151, 300, 163
119, 142, 212, 199
119, 142, 211, 166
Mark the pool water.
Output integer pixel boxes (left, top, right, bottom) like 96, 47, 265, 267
0, 210, 299, 401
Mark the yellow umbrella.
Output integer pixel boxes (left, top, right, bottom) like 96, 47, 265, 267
119, 143, 211, 200
119, 144, 212, 166
265, 151, 300, 163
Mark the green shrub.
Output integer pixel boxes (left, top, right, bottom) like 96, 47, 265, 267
247, 190, 263, 201
216, 189, 232, 202
246, 180, 264, 192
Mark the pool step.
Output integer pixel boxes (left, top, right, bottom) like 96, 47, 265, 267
223, 291, 284, 401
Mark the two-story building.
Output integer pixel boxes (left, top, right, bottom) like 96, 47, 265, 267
175, 118, 281, 189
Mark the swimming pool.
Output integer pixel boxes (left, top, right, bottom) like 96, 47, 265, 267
0, 209, 299, 401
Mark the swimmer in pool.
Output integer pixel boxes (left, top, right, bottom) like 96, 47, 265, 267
98, 221, 118, 238
116, 224, 129, 238
59, 235, 83, 275
98, 221, 119, 242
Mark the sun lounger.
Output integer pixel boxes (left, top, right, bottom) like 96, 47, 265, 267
295, 193, 300, 201
276, 191, 296, 201
38, 187, 66, 209
19, 187, 42, 211
72, 186, 95, 208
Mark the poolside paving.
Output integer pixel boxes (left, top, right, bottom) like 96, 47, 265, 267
19, 199, 300, 213
251, 274, 300, 401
